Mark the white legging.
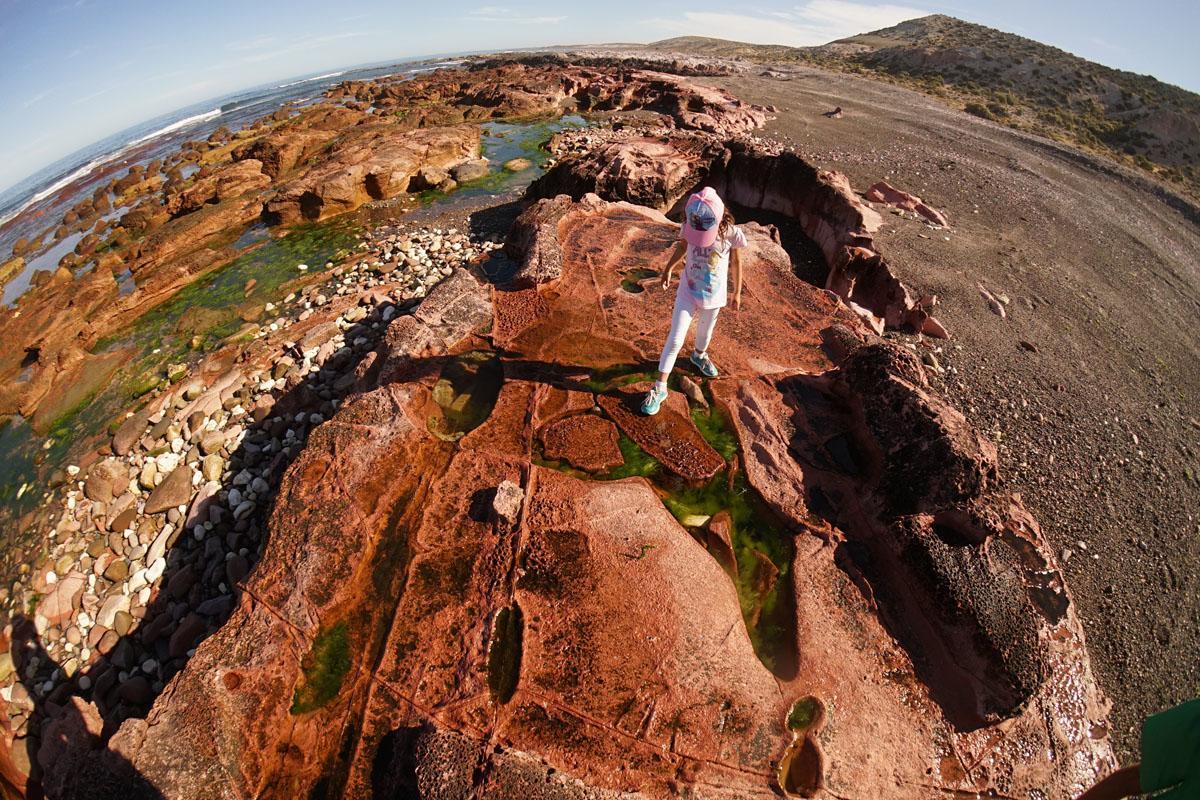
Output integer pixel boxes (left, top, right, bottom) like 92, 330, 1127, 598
657, 297, 720, 375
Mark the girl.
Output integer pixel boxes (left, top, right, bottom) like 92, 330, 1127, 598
642, 187, 746, 416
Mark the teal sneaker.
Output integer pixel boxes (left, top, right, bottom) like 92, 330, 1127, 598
641, 385, 667, 415
690, 351, 719, 378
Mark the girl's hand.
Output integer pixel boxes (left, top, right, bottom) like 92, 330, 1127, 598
734, 292, 742, 311
660, 270, 672, 290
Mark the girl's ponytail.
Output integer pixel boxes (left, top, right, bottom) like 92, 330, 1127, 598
718, 209, 735, 240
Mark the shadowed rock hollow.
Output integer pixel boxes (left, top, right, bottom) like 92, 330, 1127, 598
43, 193, 1113, 798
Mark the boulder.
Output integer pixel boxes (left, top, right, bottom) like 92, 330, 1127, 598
491, 480, 525, 526
265, 125, 480, 225
36, 571, 86, 628
112, 404, 155, 456
231, 128, 331, 178
164, 159, 271, 217
864, 180, 949, 227
144, 465, 194, 515
450, 159, 489, 182
528, 133, 725, 211
0, 256, 23, 289
84, 458, 125, 503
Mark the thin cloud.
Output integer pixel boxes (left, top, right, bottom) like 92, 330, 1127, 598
467, 6, 566, 24
72, 85, 116, 105
21, 89, 53, 109
1087, 36, 1128, 54
644, 0, 927, 46
226, 34, 279, 52
238, 31, 368, 64
148, 78, 219, 104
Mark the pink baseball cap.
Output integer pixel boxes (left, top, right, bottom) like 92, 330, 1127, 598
681, 187, 724, 248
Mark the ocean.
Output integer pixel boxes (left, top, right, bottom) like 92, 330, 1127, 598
0, 53, 467, 305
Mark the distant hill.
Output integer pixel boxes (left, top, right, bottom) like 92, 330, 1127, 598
649, 16, 1200, 198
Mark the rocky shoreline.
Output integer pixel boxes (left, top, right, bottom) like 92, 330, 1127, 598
7, 219, 499, 776
0, 53, 1139, 799
0, 58, 770, 428
24, 186, 1115, 798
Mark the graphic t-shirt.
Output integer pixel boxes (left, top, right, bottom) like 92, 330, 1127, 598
678, 225, 747, 309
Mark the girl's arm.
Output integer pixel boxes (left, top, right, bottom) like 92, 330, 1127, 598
661, 241, 686, 289
732, 249, 743, 310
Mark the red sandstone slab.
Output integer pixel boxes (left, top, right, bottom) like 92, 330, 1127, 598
497, 468, 789, 795
598, 383, 724, 482
538, 413, 623, 471
495, 199, 866, 378
531, 385, 594, 430
459, 378, 536, 458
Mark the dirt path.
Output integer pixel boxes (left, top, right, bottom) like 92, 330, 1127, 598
703, 64, 1200, 762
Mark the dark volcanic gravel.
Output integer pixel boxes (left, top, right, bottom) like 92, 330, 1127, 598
704, 64, 1200, 761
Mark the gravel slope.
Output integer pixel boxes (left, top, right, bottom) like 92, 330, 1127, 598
705, 63, 1200, 762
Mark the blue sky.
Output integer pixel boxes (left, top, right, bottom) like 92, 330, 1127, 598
0, 0, 1197, 193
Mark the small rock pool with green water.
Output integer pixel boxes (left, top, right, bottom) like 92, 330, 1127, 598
416, 116, 586, 205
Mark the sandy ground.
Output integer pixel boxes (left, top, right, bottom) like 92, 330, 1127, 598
692, 64, 1200, 762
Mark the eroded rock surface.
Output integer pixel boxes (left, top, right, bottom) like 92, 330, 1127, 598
41, 195, 1112, 799
529, 132, 948, 338
265, 125, 482, 224
864, 179, 950, 227
329, 61, 768, 137
0, 61, 772, 423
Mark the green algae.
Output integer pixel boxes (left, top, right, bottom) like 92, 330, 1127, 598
623, 543, 658, 561
579, 363, 656, 394
101, 219, 356, 353
620, 268, 659, 294
291, 621, 352, 714
0, 417, 39, 523
417, 115, 586, 205
487, 603, 524, 704
427, 351, 505, 441
605, 433, 661, 480
690, 402, 739, 462
786, 696, 822, 731
663, 471, 794, 675
0, 218, 360, 544
534, 428, 661, 482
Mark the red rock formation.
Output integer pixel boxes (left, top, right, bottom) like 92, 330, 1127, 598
131, 197, 261, 277
865, 179, 950, 227
42, 197, 1111, 799
329, 61, 768, 137
529, 134, 949, 337
538, 414, 622, 471
163, 159, 271, 217
527, 133, 724, 210
502, 196, 862, 377
598, 384, 723, 482
231, 128, 333, 179
265, 125, 481, 224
